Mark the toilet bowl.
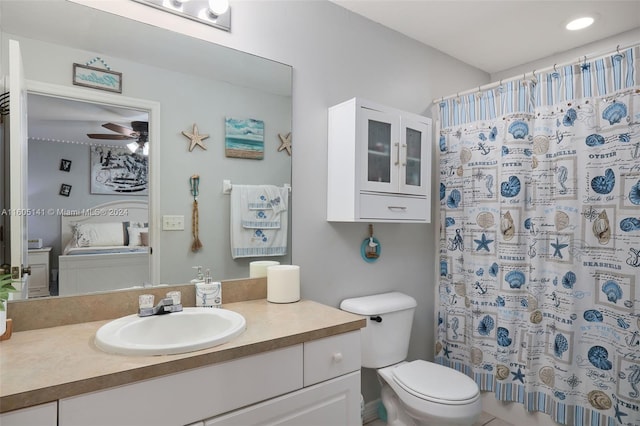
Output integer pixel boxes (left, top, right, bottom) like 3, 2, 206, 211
340, 292, 482, 426
378, 360, 481, 426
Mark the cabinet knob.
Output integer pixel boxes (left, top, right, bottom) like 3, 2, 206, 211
332, 352, 343, 363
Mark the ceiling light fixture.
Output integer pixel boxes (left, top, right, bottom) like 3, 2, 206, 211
207, 0, 229, 17
566, 16, 594, 31
132, 0, 231, 32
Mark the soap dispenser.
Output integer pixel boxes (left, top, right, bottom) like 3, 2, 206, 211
191, 266, 204, 285
195, 268, 222, 308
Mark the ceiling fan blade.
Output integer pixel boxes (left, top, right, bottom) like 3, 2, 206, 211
87, 133, 135, 140
102, 122, 138, 137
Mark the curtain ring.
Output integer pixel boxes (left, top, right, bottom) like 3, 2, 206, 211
553, 63, 558, 72
617, 45, 620, 54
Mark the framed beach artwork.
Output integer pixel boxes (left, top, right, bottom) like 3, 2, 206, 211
90, 145, 148, 195
225, 117, 264, 160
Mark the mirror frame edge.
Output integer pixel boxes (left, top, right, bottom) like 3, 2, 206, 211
23, 79, 161, 289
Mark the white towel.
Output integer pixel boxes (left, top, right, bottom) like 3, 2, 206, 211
241, 185, 286, 229
230, 185, 289, 259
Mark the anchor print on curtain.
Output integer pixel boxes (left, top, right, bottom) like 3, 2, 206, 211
436, 46, 640, 426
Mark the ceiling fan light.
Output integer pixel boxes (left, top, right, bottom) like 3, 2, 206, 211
566, 16, 594, 31
127, 141, 139, 153
208, 0, 229, 16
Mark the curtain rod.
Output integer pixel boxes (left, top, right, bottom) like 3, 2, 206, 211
433, 41, 639, 104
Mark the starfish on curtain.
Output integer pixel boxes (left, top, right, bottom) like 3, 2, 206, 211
551, 237, 569, 259
474, 233, 494, 252
511, 367, 525, 384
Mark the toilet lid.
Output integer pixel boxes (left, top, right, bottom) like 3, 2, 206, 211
392, 360, 479, 404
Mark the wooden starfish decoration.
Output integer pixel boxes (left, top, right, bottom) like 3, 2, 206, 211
277, 132, 292, 156
182, 123, 209, 152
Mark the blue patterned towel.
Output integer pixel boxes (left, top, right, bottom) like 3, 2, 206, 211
230, 185, 288, 259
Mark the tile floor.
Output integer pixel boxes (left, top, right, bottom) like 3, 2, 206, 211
365, 411, 514, 426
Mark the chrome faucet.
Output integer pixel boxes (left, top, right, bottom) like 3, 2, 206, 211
139, 297, 183, 317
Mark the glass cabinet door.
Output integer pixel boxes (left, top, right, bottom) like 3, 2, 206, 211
399, 118, 429, 196
360, 107, 399, 193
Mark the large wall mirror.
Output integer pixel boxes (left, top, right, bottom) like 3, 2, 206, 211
0, 0, 292, 299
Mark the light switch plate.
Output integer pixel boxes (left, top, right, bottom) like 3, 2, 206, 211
162, 215, 185, 231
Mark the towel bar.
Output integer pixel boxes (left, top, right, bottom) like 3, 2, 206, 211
222, 179, 291, 195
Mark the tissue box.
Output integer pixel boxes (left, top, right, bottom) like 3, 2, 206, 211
28, 239, 43, 249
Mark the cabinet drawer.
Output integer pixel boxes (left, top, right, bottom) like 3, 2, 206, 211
303, 331, 361, 386
360, 193, 427, 221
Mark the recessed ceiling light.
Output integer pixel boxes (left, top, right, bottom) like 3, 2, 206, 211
566, 16, 594, 31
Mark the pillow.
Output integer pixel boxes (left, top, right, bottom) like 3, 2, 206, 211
123, 221, 149, 246
128, 226, 149, 247
140, 232, 149, 247
73, 222, 126, 247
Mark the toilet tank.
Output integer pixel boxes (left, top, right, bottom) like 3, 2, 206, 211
340, 292, 417, 368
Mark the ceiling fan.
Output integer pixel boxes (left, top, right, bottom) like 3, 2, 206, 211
87, 121, 149, 155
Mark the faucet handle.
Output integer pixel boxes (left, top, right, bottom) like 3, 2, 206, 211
166, 291, 181, 305
139, 294, 155, 309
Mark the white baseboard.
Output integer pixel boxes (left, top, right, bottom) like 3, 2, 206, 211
363, 398, 381, 424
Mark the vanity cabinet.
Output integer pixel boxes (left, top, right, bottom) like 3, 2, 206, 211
327, 98, 432, 222
58, 331, 361, 426
27, 247, 51, 298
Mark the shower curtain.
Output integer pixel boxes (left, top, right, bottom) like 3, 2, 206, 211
435, 46, 640, 426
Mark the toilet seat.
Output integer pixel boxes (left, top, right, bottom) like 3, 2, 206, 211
392, 360, 480, 405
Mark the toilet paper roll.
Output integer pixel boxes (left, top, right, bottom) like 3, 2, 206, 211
250, 260, 280, 278
267, 265, 300, 303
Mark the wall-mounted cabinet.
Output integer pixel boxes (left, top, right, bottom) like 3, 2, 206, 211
327, 98, 432, 223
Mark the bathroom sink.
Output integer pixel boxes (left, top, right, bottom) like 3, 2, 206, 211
95, 308, 246, 356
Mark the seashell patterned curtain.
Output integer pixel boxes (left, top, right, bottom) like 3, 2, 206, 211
436, 45, 640, 426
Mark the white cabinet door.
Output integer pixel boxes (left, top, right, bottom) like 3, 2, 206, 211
359, 106, 400, 194
399, 118, 430, 196
0, 402, 57, 426
205, 372, 360, 426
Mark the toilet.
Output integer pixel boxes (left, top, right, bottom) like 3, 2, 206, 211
340, 291, 481, 426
